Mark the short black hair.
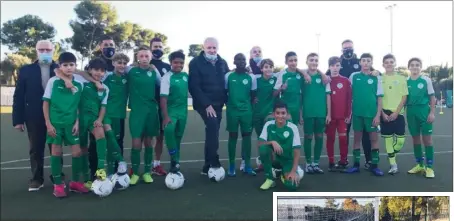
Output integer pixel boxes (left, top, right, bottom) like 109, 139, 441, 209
150, 37, 162, 46
306, 52, 318, 60
99, 35, 113, 43
342, 39, 353, 46
88, 58, 107, 71
360, 53, 373, 60
408, 57, 422, 68
382, 54, 396, 63
58, 52, 77, 64
328, 56, 341, 66
285, 51, 297, 62
168, 51, 185, 62
273, 100, 288, 112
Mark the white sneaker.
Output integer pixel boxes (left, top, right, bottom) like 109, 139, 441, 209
388, 165, 399, 175
240, 160, 245, 172
117, 161, 127, 174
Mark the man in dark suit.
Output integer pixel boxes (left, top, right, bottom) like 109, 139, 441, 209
13, 40, 64, 191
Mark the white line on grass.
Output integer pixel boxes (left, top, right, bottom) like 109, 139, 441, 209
1, 135, 452, 165
1, 150, 452, 171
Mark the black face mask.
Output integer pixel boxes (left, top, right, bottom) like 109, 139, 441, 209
342, 48, 354, 58
152, 49, 163, 59
102, 48, 115, 58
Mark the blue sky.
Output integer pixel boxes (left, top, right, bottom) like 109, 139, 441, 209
1, 1, 452, 71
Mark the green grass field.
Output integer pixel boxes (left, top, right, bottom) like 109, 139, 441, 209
1, 109, 452, 220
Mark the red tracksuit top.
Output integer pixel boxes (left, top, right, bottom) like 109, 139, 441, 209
329, 75, 352, 120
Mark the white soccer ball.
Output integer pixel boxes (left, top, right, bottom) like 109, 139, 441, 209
208, 167, 225, 182
111, 173, 130, 190
91, 179, 114, 197
165, 172, 185, 190
297, 166, 304, 180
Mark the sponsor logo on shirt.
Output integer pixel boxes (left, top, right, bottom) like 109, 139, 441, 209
283, 131, 290, 138
418, 83, 424, 89
337, 83, 343, 89
367, 79, 373, 84
243, 79, 248, 85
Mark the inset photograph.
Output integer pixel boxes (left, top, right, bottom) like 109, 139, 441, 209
276, 196, 449, 221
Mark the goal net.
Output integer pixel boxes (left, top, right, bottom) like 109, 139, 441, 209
277, 196, 380, 221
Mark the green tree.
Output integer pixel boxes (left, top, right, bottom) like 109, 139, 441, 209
69, 0, 118, 59
341, 198, 360, 211
0, 53, 32, 86
188, 44, 203, 57
396, 66, 410, 77
274, 66, 285, 73
325, 199, 338, 209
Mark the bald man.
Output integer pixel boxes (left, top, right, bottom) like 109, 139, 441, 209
188, 37, 230, 176
13, 40, 64, 191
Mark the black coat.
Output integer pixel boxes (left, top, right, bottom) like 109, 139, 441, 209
188, 51, 230, 110
12, 60, 59, 126
326, 54, 377, 78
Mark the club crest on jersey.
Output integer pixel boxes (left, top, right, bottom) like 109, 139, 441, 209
316, 78, 322, 84
183, 76, 188, 82
367, 79, 373, 84
418, 83, 424, 89
354, 64, 359, 69
296, 75, 301, 79
283, 131, 290, 138
243, 79, 248, 85
147, 71, 153, 77
337, 83, 343, 89
269, 79, 275, 84
122, 79, 127, 84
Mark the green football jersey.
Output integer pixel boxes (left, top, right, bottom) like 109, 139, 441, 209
127, 66, 161, 110
302, 73, 331, 118
349, 72, 384, 118
225, 72, 257, 111
406, 75, 435, 106
253, 74, 277, 117
273, 69, 303, 109
42, 76, 83, 126
75, 75, 109, 117
160, 71, 189, 117
259, 120, 301, 160
102, 72, 129, 119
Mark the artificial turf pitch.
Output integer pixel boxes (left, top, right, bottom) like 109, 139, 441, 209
1, 109, 452, 220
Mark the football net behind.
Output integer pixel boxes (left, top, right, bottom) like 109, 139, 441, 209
277, 196, 380, 221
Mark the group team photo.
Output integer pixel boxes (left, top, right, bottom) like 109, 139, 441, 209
11, 34, 439, 198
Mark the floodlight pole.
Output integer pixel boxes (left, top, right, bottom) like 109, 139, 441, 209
385, 4, 397, 53
374, 197, 380, 221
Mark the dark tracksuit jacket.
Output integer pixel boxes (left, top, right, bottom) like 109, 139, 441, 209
151, 59, 171, 130
188, 51, 230, 167
326, 54, 372, 162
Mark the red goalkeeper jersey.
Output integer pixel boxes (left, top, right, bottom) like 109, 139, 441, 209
329, 75, 352, 120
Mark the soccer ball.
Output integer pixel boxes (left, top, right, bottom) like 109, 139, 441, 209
165, 172, 185, 190
111, 173, 130, 190
208, 167, 225, 182
256, 157, 262, 166
91, 179, 114, 197
297, 166, 304, 180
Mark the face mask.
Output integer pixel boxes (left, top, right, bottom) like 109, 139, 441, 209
342, 48, 354, 58
152, 49, 163, 59
102, 48, 115, 58
253, 57, 262, 64
38, 53, 53, 64
204, 53, 217, 61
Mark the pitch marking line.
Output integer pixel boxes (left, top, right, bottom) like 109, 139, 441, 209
1, 135, 452, 165
1, 150, 452, 171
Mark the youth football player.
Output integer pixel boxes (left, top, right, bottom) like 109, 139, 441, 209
301, 53, 331, 174
325, 56, 351, 172
160, 51, 188, 173
128, 46, 161, 185
406, 58, 436, 178
344, 53, 384, 176
258, 101, 302, 191
43, 52, 89, 198
225, 53, 257, 176
273, 52, 303, 125
380, 54, 408, 174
